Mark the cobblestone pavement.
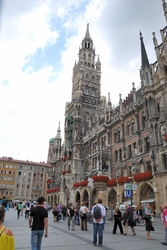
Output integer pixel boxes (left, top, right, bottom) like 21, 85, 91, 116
3, 208, 167, 250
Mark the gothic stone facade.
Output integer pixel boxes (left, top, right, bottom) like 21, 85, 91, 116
47, 3, 167, 212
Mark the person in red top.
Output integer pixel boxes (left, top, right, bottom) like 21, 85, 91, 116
161, 203, 167, 246
29, 197, 48, 250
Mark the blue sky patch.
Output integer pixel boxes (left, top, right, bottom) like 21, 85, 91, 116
2, 79, 9, 87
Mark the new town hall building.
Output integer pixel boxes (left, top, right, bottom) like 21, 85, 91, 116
47, 1, 167, 213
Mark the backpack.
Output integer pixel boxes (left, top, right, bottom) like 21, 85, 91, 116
93, 205, 102, 219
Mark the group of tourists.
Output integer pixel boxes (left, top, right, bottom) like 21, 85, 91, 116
112, 202, 167, 246
0, 198, 167, 249
112, 203, 154, 238
52, 201, 89, 230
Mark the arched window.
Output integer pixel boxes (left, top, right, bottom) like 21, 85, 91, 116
83, 53, 86, 60
165, 66, 167, 76
117, 128, 121, 142
86, 112, 89, 120
85, 73, 89, 79
78, 106, 81, 116
84, 86, 89, 95
142, 112, 146, 129
92, 75, 95, 81
146, 72, 150, 85
156, 103, 160, 117
114, 129, 117, 143
91, 87, 96, 96
131, 118, 135, 134
126, 121, 130, 136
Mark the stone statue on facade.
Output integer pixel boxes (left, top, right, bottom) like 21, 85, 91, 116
160, 124, 167, 145
116, 169, 121, 179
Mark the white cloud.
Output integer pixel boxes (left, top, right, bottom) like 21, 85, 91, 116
0, 0, 166, 162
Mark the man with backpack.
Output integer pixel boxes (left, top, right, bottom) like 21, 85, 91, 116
91, 199, 106, 246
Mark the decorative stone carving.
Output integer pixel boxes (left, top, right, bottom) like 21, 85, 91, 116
116, 169, 121, 179
160, 124, 167, 145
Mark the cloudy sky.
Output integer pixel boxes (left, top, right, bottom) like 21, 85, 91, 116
0, 0, 165, 163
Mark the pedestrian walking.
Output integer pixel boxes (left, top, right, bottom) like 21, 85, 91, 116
91, 198, 106, 246
61, 205, 67, 221
17, 202, 22, 219
29, 197, 48, 250
67, 203, 76, 230
144, 203, 155, 240
161, 202, 167, 245
25, 202, 30, 219
56, 204, 61, 222
52, 204, 58, 222
103, 205, 108, 230
123, 205, 136, 236
112, 206, 123, 234
0, 206, 14, 250
21, 201, 25, 216
79, 202, 89, 231
75, 201, 80, 226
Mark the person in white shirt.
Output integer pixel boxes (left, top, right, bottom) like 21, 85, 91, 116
91, 199, 106, 246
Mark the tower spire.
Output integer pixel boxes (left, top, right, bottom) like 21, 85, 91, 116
85, 23, 90, 39
140, 32, 149, 68
108, 93, 111, 106
55, 122, 61, 140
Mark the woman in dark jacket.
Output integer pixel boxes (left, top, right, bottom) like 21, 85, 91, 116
112, 206, 123, 234
123, 205, 136, 235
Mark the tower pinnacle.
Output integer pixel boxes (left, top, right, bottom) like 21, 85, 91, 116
85, 23, 90, 39
140, 32, 149, 68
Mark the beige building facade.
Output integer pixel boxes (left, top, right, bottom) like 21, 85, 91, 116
0, 157, 51, 201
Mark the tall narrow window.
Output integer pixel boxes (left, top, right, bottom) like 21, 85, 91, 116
131, 118, 135, 134
163, 154, 167, 170
128, 145, 132, 159
146, 72, 150, 85
92, 87, 96, 96
84, 86, 89, 94
142, 112, 146, 129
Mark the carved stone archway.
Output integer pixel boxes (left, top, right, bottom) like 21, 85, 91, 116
82, 189, 89, 207
138, 182, 155, 212
108, 188, 117, 208
139, 182, 155, 201
75, 190, 81, 203
91, 188, 98, 206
